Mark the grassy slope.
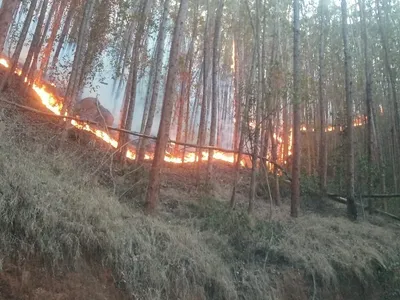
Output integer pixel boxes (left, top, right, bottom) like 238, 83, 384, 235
0, 91, 399, 300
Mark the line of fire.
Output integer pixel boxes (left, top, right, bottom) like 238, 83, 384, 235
0, 56, 373, 174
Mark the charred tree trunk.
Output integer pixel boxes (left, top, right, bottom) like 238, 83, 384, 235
145, 0, 188, 213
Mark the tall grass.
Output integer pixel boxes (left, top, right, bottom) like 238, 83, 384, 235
0, 109, 399, 299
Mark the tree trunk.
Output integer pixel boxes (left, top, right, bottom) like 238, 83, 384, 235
0, 0, 38, 92
207, 0, 224, 184
137, 0, 169, 163
26, 0, 57, 84
359, 0, 374, 213
341, 0, 357, 220
63, 0, 96, 111
196, 0, 210, 166
145, 0, 188, 213
318, 0, 328, 194
118, 0, 153, 161
20, 0, 48, 82
52, 1, 76, 68
0, 0, 21, 54
38, 1, 67, 81
291, 0, 301, 218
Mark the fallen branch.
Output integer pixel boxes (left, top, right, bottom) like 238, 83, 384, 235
362, 194, 400, 199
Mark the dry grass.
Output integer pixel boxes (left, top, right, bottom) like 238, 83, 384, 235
0, 100, 399, 299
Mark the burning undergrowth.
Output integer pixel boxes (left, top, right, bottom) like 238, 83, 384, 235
1, 63, 400, 300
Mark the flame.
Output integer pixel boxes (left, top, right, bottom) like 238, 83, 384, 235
0, 58, 9, 68
0, 56, 246, 166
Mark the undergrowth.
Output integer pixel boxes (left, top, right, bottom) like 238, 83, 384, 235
0, 109, 400, 299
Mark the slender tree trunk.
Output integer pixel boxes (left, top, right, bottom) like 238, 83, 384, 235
145, 0, 188, 213
137, 0, 169, 163
38, 1, 66, 81
197, 0, 210, 166
318, 0, 328, 192
341, 0, 357, 220
207, 0, 224, 184
63, 0, 96, 111
0, 0, 21, 54
20, 0, 48, 82
291, 0, 301, 218
376, 0, 400, 154
359, 0, 374, 213
118, 0, 153, 161
52, 1, 75, 68
0, 0, 38, 91
27, 0, 57, 84
233, 36, 240, 152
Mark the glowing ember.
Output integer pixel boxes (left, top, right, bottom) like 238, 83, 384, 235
0, 58, 9, 68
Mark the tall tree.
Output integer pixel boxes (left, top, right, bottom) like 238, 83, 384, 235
207, 0, 224, 184
20, 0, 49, 82
318, 0, 328, 193
341, 0, 357, 220
291, 0, 301, 218
63, 0, 96, 111
0, 0, 21, 54
118, 0, 153, 161
0, 0, 38, 92
145, 0, 189, 213
137, 0, 170, 163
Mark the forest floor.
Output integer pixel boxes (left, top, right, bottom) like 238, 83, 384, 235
0, 73, 400, 300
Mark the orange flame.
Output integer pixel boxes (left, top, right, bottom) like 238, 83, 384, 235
0, 56, 245, 166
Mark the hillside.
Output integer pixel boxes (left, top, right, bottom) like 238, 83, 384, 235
0, 84, 399, 300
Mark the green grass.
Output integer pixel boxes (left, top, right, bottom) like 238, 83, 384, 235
0, 109, 400, 299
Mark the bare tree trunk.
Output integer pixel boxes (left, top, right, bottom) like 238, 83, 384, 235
0, 0, 38, 92
118, 0, 153, 161
38, 1, 67, 80
52, 1, 76, 68
145, 0, 188, 213
318, 0, 328, 191
27, 0, 57, 84
63, 0, 96, 111
137, 0, 169, 163
291, 0, 301, 218
341, 0, 357, 220
207, 0, 224, 184
359, 0, 374, 213
0, 0, 21, 54
20, 0, 48, 82
196, 0, 210, 166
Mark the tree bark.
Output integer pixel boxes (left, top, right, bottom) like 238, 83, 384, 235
118, 0, 153, 161
207, 0, 224, 184
38, 1, 67, 81
145, 0, 188, 213
341, 0, 357, 220
137, 0, 169, 163
20, 0, 48, 82
318, 0, 328, 193
291, 0, 301, 218
63, 0, 96, 111
52, 1, 76, 68
0, 0, 21, 54
0, 0, 38, 92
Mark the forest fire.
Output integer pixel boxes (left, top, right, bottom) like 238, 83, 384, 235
0, 57, 242, 166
